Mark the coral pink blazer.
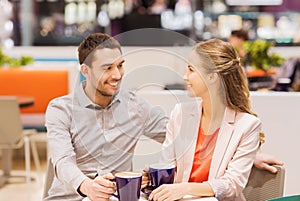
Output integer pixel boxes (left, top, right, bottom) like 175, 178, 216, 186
161, 99, 261, 201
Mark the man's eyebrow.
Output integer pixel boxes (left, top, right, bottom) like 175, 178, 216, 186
118, 60, 125, 65
100, 60, 125, 68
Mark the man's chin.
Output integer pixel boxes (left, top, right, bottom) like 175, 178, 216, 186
101, 88, 120, 97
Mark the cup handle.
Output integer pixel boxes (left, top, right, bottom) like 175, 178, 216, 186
142, 168, 152, 186
110, 178, 118, 198
141, 168, 154, 196
141, 185, 155, 197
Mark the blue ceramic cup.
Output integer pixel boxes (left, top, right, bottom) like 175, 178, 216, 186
149, 163, 176, 188
113, 172, 142, 201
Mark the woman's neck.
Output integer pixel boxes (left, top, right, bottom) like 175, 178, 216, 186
201, 95, 226, 134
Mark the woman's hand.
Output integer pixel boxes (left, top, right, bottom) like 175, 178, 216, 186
148, 183, 187, 201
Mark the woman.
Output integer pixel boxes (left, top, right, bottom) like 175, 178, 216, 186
148, 39, 261, 201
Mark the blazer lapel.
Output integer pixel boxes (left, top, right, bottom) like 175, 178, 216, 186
209, 107, 236, 178
176, 99, 201, 182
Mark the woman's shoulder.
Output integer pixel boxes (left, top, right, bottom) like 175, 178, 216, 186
236, 111, 261, 120
234, 110, 262, 128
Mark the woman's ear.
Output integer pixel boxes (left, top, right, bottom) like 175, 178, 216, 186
80, 64, 89, 78
208, 72, 219, 83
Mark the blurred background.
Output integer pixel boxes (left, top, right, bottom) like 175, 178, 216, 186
1, 1, 300, 200
1, 0, 300, 47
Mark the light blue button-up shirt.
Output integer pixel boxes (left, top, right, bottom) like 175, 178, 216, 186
44, 82, 168, 200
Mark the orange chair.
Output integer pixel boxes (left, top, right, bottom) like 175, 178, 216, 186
0, 68, 69, 114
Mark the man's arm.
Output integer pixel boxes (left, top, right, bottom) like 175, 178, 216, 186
139, 97, 168, 143
46, 100, 88, 191
254, 152, 284, 173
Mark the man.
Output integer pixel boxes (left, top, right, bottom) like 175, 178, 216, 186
228, 29, 249, 58
44, 33, 168, 201
45, 32, 282, 201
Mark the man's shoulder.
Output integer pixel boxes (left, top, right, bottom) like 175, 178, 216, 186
118, 90, 153, 110
45, 94, 74, 122
48, 93, 73, 107
119, 90, 142, 102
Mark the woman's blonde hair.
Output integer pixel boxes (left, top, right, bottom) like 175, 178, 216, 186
194, 38, 255, 116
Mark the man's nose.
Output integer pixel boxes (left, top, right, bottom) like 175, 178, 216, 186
112, 68, 122, 79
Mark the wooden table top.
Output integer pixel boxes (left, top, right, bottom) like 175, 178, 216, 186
16, 96, 35, 108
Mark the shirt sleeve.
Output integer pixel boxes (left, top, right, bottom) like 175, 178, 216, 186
45, 99, 88, 192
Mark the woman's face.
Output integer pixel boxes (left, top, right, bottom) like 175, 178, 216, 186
183, 50, 209, 98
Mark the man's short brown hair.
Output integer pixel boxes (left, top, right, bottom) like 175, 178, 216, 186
78, 33, 121, 66
231, 29, 249, 41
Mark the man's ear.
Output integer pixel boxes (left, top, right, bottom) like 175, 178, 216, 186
80, 64, 89, 77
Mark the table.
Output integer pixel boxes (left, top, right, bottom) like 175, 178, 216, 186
83, 194, 217, 201
16, 96, 35, 108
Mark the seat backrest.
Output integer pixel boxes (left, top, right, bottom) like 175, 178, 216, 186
244, 165, 285, 201
0, 96, 23, 145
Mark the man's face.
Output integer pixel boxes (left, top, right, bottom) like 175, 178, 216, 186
229, 35, 244, 47
86, 48, 124, 97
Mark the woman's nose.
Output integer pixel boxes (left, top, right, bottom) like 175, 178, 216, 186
183, 72, 188, 80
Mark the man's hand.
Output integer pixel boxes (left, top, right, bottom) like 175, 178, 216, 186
79, 173, 116, 201
141, 166, 150, 189
254, 153, 284, 173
